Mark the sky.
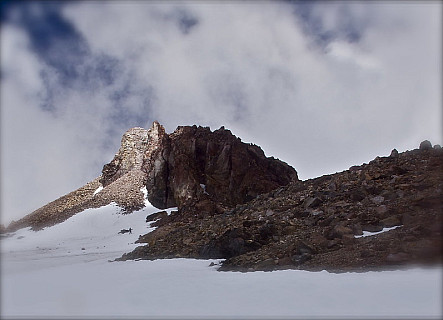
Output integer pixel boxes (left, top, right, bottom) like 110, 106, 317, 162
1, 1, 441, 225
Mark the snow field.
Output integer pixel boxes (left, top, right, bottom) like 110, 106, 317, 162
2, 257, 441, 318
1, 196, 442, 318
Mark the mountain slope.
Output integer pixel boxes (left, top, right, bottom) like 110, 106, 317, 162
120, 143, 442, 272
3, 122, 441, 273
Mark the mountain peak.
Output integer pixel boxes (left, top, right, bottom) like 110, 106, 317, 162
148, 120, 165, 139
100, 121, 167, 188
6, 123, 296, 231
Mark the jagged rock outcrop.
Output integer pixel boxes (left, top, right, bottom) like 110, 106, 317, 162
5, 121, 297, 231
143, 125, 297, 213
120, 143, 443, 272
96, 123, 167, 212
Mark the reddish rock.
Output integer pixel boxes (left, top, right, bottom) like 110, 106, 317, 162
142, 124, 298, 212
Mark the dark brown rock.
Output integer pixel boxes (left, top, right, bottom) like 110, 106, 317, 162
419, 140, 432, 150
303, 197, 322, 209
390, 149, 399, 158
362, 224, 383, 233
381, 215, 401, 228
342, 234, 355, 245
143, 125, 298, 211
146, 211, 168, 223
330, 224, 354, 239
199, 228, 260, 259
351, 223, 363, 236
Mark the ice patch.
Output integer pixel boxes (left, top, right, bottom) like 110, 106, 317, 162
140, 186, 151, 207
200, 183, 209, 195
354, 225, 402, 238
93, 185, 103, 196
139, 186, 177, 215
165, 207, 178, 216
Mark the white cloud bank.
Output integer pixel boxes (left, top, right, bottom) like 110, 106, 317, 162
1, 1, 441, 224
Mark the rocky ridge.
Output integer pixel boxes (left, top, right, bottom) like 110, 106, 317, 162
120, 143, 442, 272
6, 126, 156, 232
5, 121, 296, 232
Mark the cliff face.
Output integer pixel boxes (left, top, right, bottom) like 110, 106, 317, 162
6, 121, 297, 231
143, 125, 297, 214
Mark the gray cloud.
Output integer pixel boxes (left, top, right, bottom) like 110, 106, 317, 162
1, 1, 441, 225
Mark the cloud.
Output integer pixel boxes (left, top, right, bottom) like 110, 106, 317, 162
1, 1, 441, 224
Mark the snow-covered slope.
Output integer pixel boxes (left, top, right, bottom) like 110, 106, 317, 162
1, 197, 442, 318
2, 203, 150, 272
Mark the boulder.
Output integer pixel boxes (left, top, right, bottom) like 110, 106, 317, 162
390, 149, 399, 157
199, 228, 260, 259
146, 211, 168, 223
330, 224, 354, 239
381, 216, 401, 228
303, 197, 322, 209
419, 140, 432, 150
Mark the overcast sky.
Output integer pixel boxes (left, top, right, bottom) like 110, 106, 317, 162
1, 1, 441, 225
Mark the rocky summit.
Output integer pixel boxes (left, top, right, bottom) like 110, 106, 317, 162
5, 121, 296, 232
4, 122, 442, 272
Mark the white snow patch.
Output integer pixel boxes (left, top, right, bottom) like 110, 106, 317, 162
1, 202, 157, 272
355, 225, 402, 238
165, 207, 178, 215
140, 186, 151, 207
140, 186, 177, 215
93, 185, 103, 196
200, 183, 209, 195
